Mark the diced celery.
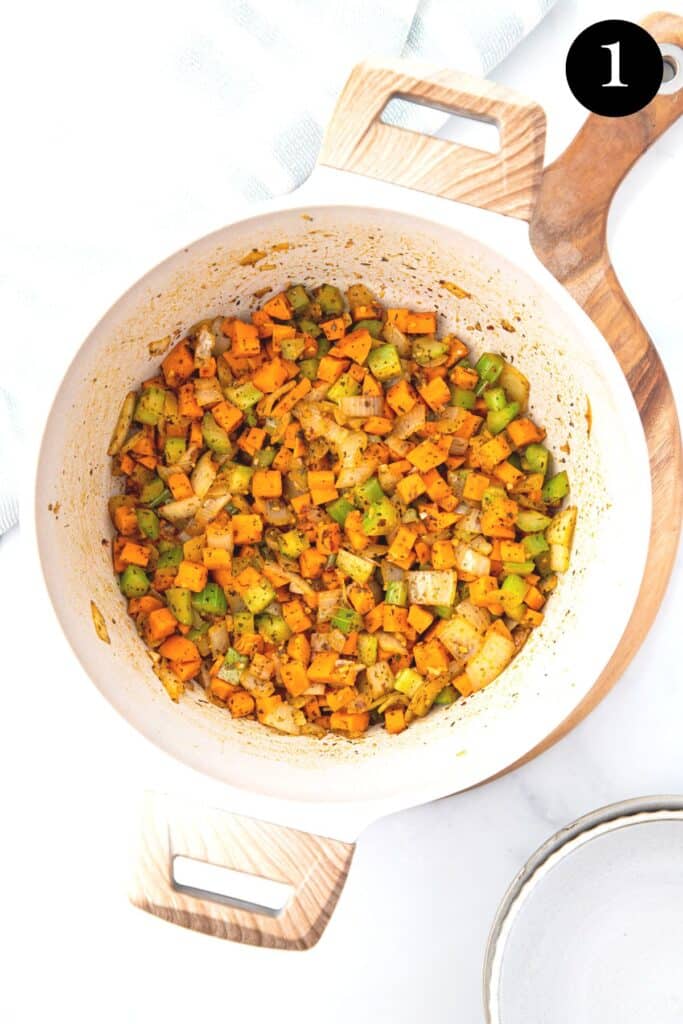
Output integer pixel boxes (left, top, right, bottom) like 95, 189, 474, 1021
484, 387, 507, 412
367, 344, 402, 381
253, 446, 276, 468
412, 336, 449, 367
523, 532, 549, 557
326, 373, 360, 404
202, 412, 233, 455
224, 463, 255, 494
166, 587, 193, 625
542, 471, 570, 504
256, 614, 292, 644
286, 284, 310, 313
354, 318, 383, 338
191, 583, 227, 616
524, 443, 550, 477
336, 548, 375, 584
385, 580, 408, 606
434, 684, 458, 705
433, 605, 453, 619
243, 579, 276, 614
353, 476, 385, 508
296, 317, 321, 338
474, 353, 504, 393
279, 530, 309, 559
326, 496, 355, 526
119, 564, 149, 598
316, 336, 331, 357
487, 402, 520, 435
358, 633, 378, 667
516, 509, 552, 532
164, 436, 187, 464
330, 607, 363, 634
299, 358, 320, 380
140, 476, 166, 505
233, 610, 254, 635
281, 336, 306, 361
452, 387, 476, 410
314, 284, 344, 315
136, 508, 159, 540
394, 667, 424, 697
501, 574, 527, 604
545, 506, 577, 547
363, 497, 399, 537
226, 382, 264, 410
503, 561, 535, 575
157, 545, 183, 569
534, 550, 553, 578
134, 386, 166, 426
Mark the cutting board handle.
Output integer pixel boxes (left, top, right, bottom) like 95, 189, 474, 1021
319, 58, 546, 220
516, 11, 683, 765
129, 793, 354, 949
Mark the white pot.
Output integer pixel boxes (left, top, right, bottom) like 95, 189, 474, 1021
34, 62, 652, 949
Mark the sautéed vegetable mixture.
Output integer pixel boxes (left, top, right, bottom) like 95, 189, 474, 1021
108, 282, 577, 738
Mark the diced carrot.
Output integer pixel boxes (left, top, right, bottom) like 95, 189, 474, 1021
307, 470, 338, 506
364, 416, 394, 435
347, 584, 375, 615
299, 547, 326, 579
383, 605, 408, 632
282, 600, 313, 634
507, 418, 545, 447
407, 604, 434, 633
227, 691, 256, 717
262, 292, 293, 321
330, 711, 369, 733
351, 304, 380, 321
385, 707, 406, 734
320, 316, 347, 341
463, 473, 491, 503
418, 376, 451, 410
119, 453, 135, 475
395, 473, 427, 505
271, 378, 311, 416
451, 365, 479, 390
202, 547, 231, 570
238, 426, 266, 455
271, 323, 296, 349
364, 603, 385, 633
120, 541, 150, 567
128, 595, 164, 615
386, 379, 417, 415
167, 472, 194, 500
280, 662, 310, 697
431, 539, 456, 570
212, 401, 244, 434
161, 342, 194, 387
251, 309, 274, 338
198, 357, 217, 378
329, 328, 372, 363
114, 504, 138, 535
287, 633, 311, 666
308, 652, 339, 684
232, 514, 263, 545
317, 355, 346, 383
173, 560, 207, 593
387, 525, 417, 564
252, 470, 282, 499
414, 639, 449, 675
146, 607, 178, 643
344, 510, 369, 551
159, 635, 200, 663
229, 320, 260, 357
251, 356, 289, 394
177, 382, 203, 419
407, 437, 450, 471
524, 585, 545, 611
493, 460, 524, 487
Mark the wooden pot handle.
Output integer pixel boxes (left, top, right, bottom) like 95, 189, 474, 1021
129, 793, 354, 950
319, 58, 546, 219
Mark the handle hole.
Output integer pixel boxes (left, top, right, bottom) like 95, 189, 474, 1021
380, 95, 500, 154
659, 44, 683, 94
172, 855, 293, 917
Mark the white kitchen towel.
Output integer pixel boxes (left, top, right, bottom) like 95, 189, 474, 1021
177, 0, 558, 202
0, 0, 556, 536
0, 388, 20, 534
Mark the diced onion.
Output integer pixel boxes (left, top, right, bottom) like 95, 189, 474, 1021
340, 395, 383, 418
191, 451, 218, 499
391, 401, 426, 440
455, 544, 491, 577
317, 589, 343, 622
336, 461, 376, 490
208, 621, 230, 656
194, 376, 224, 407
158, 496, 202, 523
407, 571, 457, 606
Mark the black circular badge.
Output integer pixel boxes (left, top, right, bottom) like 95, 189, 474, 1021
566, 20, 663, 116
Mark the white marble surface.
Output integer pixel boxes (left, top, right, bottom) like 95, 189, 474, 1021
2, 0, 682, 1021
